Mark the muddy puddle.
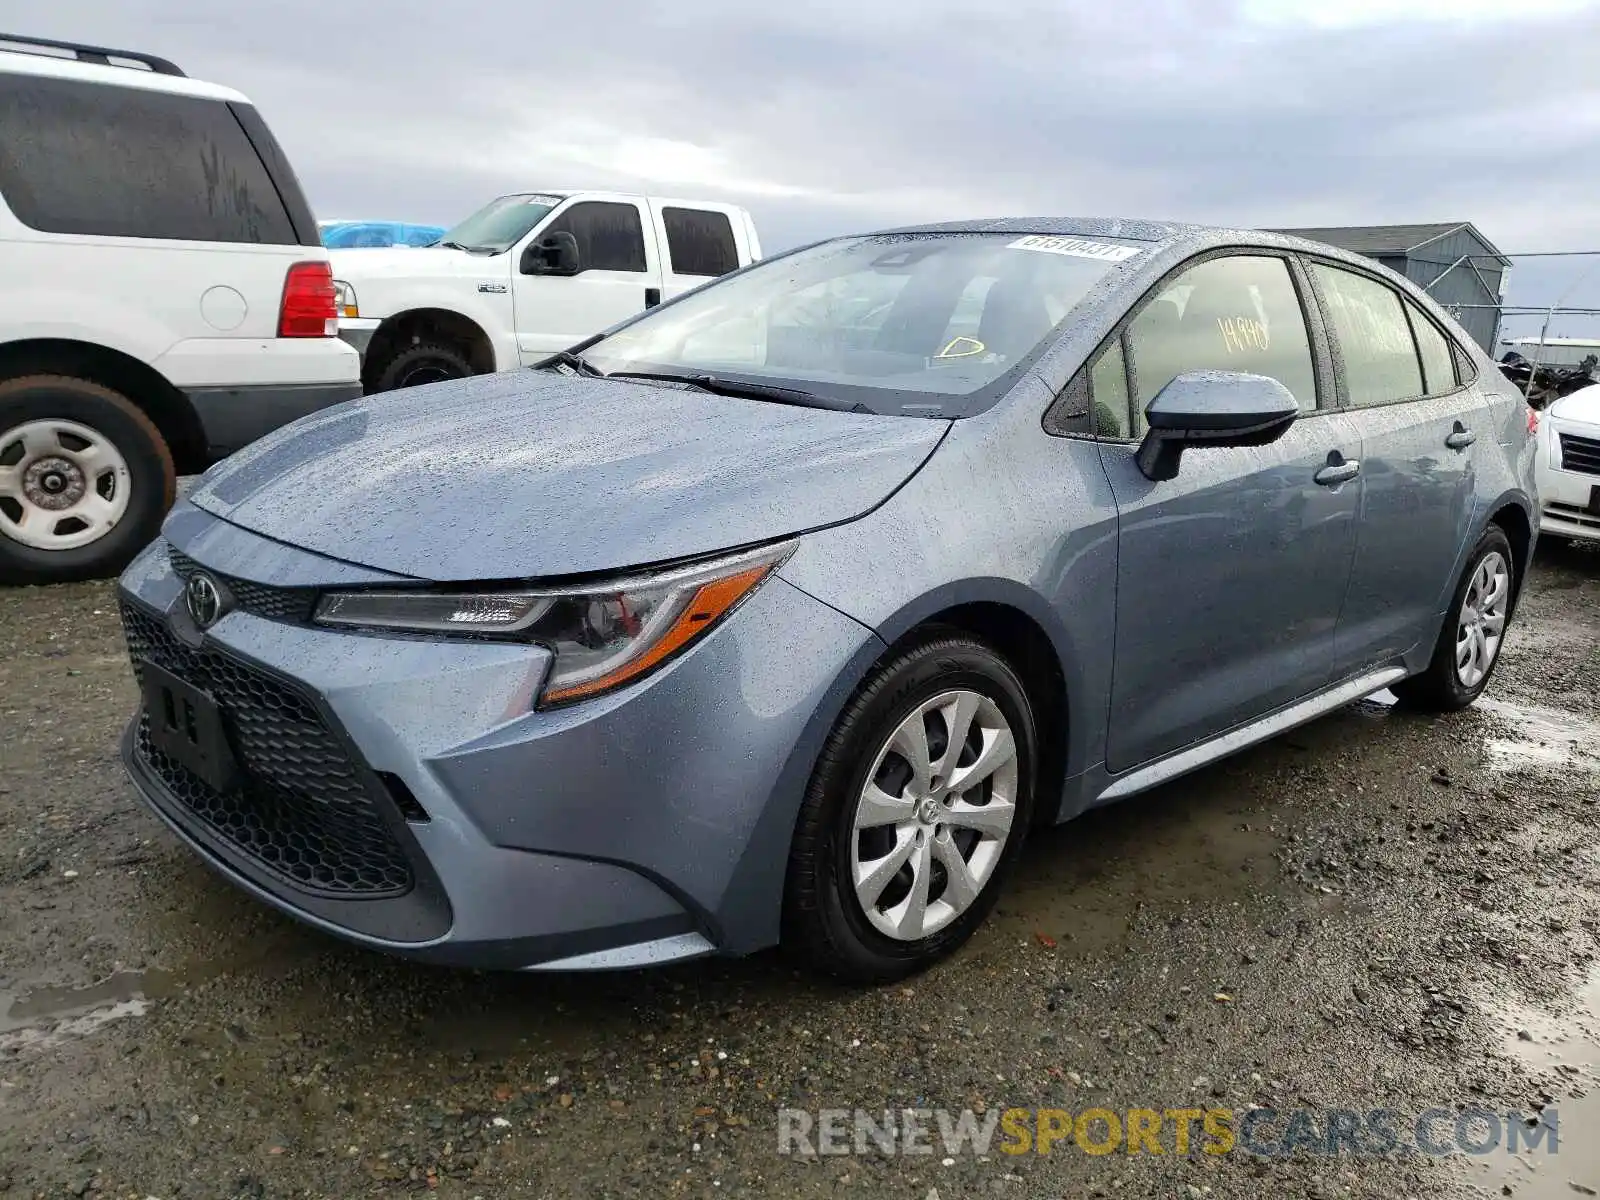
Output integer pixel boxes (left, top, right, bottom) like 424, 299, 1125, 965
1464, 965, 1600, 1198
1475, 697, 1600, 778
0, 968, 174, 1050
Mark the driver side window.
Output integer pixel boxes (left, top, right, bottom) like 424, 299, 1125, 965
1125, 255, 1318, 437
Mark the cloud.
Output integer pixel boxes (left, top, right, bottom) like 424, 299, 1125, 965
9, 0, 1600, 326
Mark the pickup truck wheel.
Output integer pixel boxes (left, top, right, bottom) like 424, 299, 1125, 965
373, 342, 473, 392
0, 375, 175, 585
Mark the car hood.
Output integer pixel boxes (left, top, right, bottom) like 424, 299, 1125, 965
329, 245, 494, 282
1549, 384, 1600, 428
188, 372, 948, 582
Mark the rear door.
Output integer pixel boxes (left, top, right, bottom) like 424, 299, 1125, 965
1307, 261, 1490, 674
1094, 251, 1363, 773
647, 201, 750, 302
511, 197, 662, 361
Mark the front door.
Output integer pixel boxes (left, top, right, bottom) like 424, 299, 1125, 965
1095, 253, 1363, 774
1307, 263, 1488, 673
512, 199, 661, 361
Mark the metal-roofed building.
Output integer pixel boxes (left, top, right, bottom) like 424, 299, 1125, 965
1269, 222, 1509, 352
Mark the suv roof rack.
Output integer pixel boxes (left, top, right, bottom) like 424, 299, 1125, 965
0, 32, 185, 77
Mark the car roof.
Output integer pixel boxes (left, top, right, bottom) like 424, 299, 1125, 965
863, 216, 1421, 280
0, 45, 248, 104
879, 216, 1195, 243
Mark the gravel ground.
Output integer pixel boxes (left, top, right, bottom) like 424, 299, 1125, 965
0, 542, 1596, 1200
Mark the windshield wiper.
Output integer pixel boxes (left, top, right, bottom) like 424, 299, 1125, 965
542, 350, 604, 377
609, 371, 870, 413
438, 240, 496, 255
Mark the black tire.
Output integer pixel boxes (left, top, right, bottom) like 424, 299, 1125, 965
0, 375, 175, 586
1392, 526, 1516, 713
371, 342, 473, 392
783, 633, 1038, 984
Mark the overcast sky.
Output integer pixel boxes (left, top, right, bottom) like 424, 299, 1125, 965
14, 0, 1600, 341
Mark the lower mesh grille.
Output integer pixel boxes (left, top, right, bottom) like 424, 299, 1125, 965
121, 598, 414, 898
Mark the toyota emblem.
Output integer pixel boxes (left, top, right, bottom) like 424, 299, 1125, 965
185, 572, 225, 629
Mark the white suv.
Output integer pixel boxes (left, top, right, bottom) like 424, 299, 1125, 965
0, 34, 360, 584
1535, 383, 1600, 545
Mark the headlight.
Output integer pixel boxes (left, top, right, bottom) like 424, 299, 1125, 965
313, 542, 794, 707
332, 280, 358, 319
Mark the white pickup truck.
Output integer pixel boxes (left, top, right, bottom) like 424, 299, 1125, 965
331, 191, 762, 391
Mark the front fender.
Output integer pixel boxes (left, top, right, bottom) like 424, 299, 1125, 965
357, 282, 517, 372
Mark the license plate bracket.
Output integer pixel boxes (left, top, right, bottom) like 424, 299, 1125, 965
140, 660, 239, 793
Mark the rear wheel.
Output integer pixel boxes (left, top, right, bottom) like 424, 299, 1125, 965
1393, 527, 1515, 712
783, 634, 1037, 983
0, 375, 175, 585
372, 342, 473, 392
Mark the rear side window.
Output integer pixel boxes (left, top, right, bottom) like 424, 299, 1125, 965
0, 75, 297, 244
1311, 264, 1423, 407
1406, 302, 1460, 395
662, 207, 739, 277
544, 202, 647, 273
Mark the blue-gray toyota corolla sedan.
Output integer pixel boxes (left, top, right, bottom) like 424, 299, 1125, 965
117, 219, 1538, 982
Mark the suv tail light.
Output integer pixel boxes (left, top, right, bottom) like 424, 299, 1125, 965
1527, 407, 1539, 436
278, 261, 338, 338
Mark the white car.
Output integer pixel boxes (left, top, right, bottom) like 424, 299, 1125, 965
1535, 383, 1600, 545
331, 192, 761, 392
0, 34, 360, 584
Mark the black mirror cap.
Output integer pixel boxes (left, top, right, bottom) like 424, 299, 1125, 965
1145, 370, 1300, 434
1135, 371, 1300, 482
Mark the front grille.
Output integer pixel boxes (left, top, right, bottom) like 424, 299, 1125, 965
121, 599, 414, 898
1558, 432, 1600, 477
168, 546, 318, 624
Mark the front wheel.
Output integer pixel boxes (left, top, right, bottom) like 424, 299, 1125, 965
1393, 527, 1516, 712
783, 634, 1037, 983
0, 375, 175, 585
371, 342, 473, 392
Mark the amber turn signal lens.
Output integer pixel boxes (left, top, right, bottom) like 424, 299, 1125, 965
539, 562, 777, 706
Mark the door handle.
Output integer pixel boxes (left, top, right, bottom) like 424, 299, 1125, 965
1314, 458, 1361, 487
1445, 424, 1476, 451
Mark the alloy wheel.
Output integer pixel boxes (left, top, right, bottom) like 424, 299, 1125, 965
1455, 550, 1509, 689
849, 689, 1019, 941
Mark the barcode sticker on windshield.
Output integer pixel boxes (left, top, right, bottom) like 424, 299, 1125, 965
1007, 235, 1140, 262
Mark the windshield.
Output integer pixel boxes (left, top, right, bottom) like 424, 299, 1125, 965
582, 232, 1141, 416
436, 193, 563, 253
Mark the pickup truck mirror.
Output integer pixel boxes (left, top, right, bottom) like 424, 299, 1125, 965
520, 231, 583, 277
1135, 370, 1299, 482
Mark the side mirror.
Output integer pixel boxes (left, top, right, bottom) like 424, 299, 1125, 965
1135, 370, 1299, 482
520, 230, 582, 276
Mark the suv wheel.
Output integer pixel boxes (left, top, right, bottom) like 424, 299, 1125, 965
0, 375, 175, 585
1393, 526, 1516, 712
784, 634, 1037, 983
373, 342, 473, 392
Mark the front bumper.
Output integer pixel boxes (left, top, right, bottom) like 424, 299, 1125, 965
186, 381, 365, 461
114, 523, 878, 970
337, 317, 379, 362
1536, 420, 1600, 542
